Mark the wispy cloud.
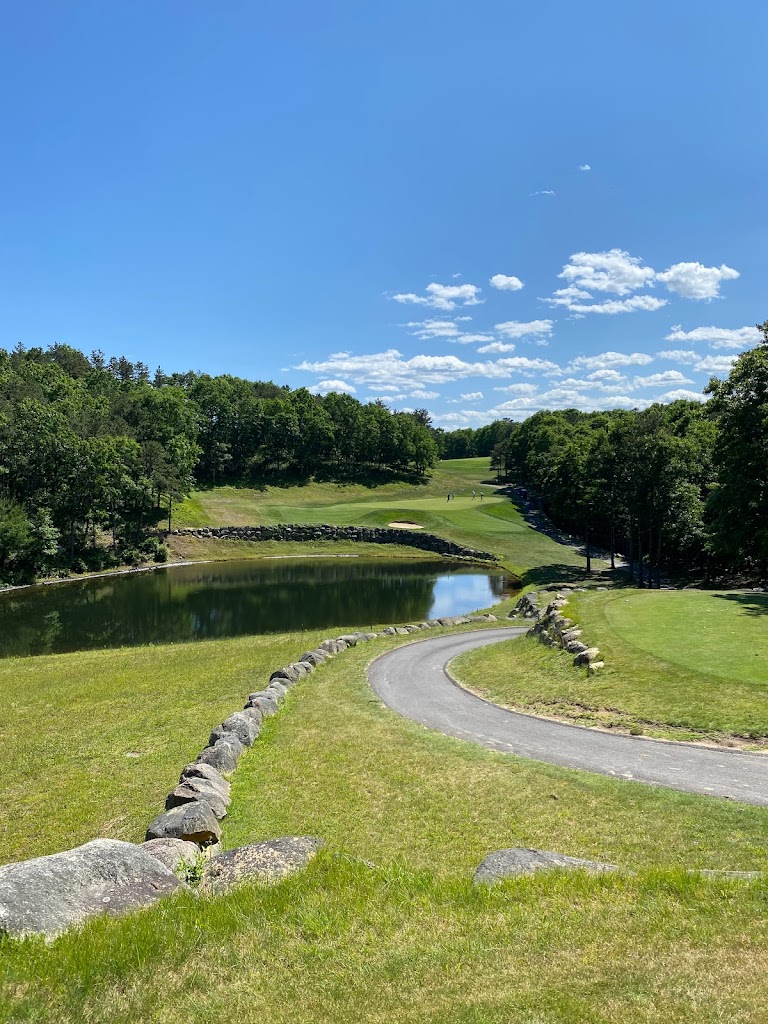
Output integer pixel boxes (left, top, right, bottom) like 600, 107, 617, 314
495, 319, 554, 339
579, 163, 591, 171
567, 351, 653, 371
392, 281, 482, 311
529, 189, 555, 196
664, 325, 760, 348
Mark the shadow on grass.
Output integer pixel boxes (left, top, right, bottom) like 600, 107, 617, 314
712, 593, 768, 617
193, 467, 432, 493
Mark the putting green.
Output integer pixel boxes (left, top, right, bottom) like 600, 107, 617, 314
604, 590, 768, 686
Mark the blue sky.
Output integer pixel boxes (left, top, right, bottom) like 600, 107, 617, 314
1, 1, 766, 426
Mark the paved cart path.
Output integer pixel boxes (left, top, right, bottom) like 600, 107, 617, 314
367, 628, 768, 806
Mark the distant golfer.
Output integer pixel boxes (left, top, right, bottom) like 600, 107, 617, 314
480, 490, 484, 501
472, 489, 476, 500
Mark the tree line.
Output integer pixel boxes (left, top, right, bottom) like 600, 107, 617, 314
483, 321, 768, 584
0, 344, 438, 581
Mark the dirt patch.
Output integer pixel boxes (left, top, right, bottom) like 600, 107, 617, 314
388, 521, 424, 529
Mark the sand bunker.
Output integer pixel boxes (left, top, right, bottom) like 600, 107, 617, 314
388, 521, 424, 529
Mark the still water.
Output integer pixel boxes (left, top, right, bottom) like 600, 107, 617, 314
0, 558, 514, 658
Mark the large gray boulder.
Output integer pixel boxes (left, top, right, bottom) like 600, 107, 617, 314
265, 680, 287, 700
270, 665, 301, 685
141, 838, 200, 873
0, 839, 184, 938
574, 647, 601, 666
299, 649, 329, 666
196, 734, 245, 773
209, 712, 260, 748
165, 778, 229, 820
246, 692, 279, 717
473, 847, 619, 885
202, 837, 324, 893
179, 761, 231, 798
145, 800, 222, 846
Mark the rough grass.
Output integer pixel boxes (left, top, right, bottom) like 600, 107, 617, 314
3, 859, 768, 1024
453, 588, 768, 743
2, 634, 768, 1022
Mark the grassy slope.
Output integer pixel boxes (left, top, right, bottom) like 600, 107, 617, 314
170, 459, 594, 582
454, 588, 768, 742
7, 461, 768, 1020
3, 636, 768, 1022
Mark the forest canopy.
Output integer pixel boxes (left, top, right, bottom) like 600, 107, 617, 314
0, 344, 438, 581
1, 325, 767, 584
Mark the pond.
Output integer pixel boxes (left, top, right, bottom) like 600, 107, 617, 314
0, 558, 515, 658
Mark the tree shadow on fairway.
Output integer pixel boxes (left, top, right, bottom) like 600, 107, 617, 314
712, 593, 768, 617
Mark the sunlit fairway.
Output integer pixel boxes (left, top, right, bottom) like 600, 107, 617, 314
170, 458, 596, 582
454, 588, 768, 742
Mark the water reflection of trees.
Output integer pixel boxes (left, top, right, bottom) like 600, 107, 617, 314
0, 560, 512, 658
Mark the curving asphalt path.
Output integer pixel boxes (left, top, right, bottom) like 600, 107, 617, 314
367, 628, 768, 806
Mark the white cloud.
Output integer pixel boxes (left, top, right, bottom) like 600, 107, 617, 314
586, 369, 627, 383
409, 389, 440, 399
568, 351, 654, 371
558, 249, 656, 295
693, 355, 738, 373
477, 342, 516, 353
656, 389, 707, 403
553, 295, 667, 315
493, 382, 539, 395
392, 281, 482, 311
579, 164, 591, 171
656, 262, 739, 300
530, 189, 555, 196
495, 319, 554, 339
451, 334, 497, 345
307, 379, 356, 395
403, 318, 493, 344
664, 325, 760, 349
490, 273, 524, 291
404, 318, 464, 339
294, 348, 558, 388
657, 349, 697, 362
633, 370, 694, 387
460, 392, 483, 401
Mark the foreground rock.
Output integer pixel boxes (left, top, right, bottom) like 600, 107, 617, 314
202, 837, 324, 892
145, 800, 222, 846
141, 838, 200, 873
0, 839, 184, 938
473, 847, 620, 884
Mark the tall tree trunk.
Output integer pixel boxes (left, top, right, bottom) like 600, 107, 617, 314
656, 531, 663, 588
638, 528, 644, 587
628, 527, 634, 581
610, 518, 616, 570
585, 520, 591, 574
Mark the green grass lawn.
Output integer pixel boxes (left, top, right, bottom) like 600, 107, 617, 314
453, 588, 768, 743
2, 630, 768, 1022
6, 462, 767, 1020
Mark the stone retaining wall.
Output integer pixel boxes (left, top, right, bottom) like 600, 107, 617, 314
166, 524, 498, 563
508, 588, 604, 672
